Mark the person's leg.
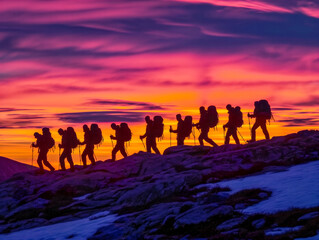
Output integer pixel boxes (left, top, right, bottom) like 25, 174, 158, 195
146, 137, 152, 153
37, 150, 44, 171
203, 129, 218, 147
42, 149, 54, 171
82, 147, 88, 167
151, 138, 161, 154
260, 120, 270, 140
66, 149, 74, 171
231, 128, 240, 145
59, 150, 67, 170
225, 129, 231, 145
177, 136, 183, 146
112, 143, 120, 161
250, 121, 259, 142
198, 131, 204, 146
88, 146, 95, 165
119, 141, 128, 159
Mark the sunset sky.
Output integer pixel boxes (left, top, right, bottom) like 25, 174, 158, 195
1, 0, 319, 167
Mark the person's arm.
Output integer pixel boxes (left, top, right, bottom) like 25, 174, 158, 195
110, 135, 117, 140
140, 125, 148, 139
140, 132, 146, 139
248, 113, 256, 118
169, 126, 178, 133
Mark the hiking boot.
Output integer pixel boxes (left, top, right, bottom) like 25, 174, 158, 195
247, 139, 256, 143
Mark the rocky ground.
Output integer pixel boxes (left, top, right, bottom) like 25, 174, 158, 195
0, 156, 36, 182
0, 130, 319, 239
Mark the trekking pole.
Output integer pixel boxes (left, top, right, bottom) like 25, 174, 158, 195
125, 142, 129, 155
141, 138, 146, 150
58, 147, 61, 170
223, 127, 226, 141
237, 130, 246, 143
79, 145, 81, 165
169, 126, 172, 147
192, 126, 196, 146
248, 115, 251, 131
111, 139, 114, 148
31, 144, 34, 166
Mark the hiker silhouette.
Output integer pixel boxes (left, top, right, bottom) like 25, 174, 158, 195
170, 114, 185, 146
79, 124, 95, 167
58, 128, 76, 171
248, 100, 271, 142
32, 128, 55, 173
194, 106, 218, 147
223, 104, 240, 145
110, 123, 128, 161
140, 116, 161, 154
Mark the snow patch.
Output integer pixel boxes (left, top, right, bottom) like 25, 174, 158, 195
201, 160, 319, 214
0, 211, 117, 240
265, 226, 302, 236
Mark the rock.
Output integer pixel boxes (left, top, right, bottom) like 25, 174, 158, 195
174, 204, 233, 228
6, 198, 49, 221
234, 203, 247, 210
252, 218, 266, 229
216, 217, 246, 231
298, 211, 319, 221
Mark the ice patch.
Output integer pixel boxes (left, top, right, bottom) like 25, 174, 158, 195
202, 160, 319, 214
0, 211, 117, 240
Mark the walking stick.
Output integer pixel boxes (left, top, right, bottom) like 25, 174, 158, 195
58, 147, 61, 170
248, 115, 251, 131
141, 138, 146, 150
192, 126, 196, 146
223, 127, 226, 142
170, 126, 172, 147
31, 144, 34, 166
111, 139, 114, 148
78, 145, 81, 165
237, 130, 246, 143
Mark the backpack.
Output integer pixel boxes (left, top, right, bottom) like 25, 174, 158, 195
234, 106, 244, 127
91, 124, 103, 145
182, 116, 193, 138
120, 123, 132, 142
66, 127, 78, 148
153, 116, 164, 138
256, 100, 272, 119
207, 105, 219, 128
42, 128, 55, 149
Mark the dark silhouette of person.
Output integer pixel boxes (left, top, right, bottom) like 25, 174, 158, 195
194, 106, 218, 147
79, 124, 95, 167
223, 104, 240, 145
169, 114, 185, 146
110, 123, 127, 161
140, 116, 160, 154
32, 131, 55, 173
58, 128, 75, 171
248, 101, 270, 142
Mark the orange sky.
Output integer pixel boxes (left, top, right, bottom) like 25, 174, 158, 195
1, 0, 319, 168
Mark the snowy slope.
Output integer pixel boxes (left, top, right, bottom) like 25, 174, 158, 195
199, 160, 319, 214
0, 156, 36, 182
0, 211, 116, 240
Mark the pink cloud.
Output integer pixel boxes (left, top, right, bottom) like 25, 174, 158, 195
174, 0, 293, 13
